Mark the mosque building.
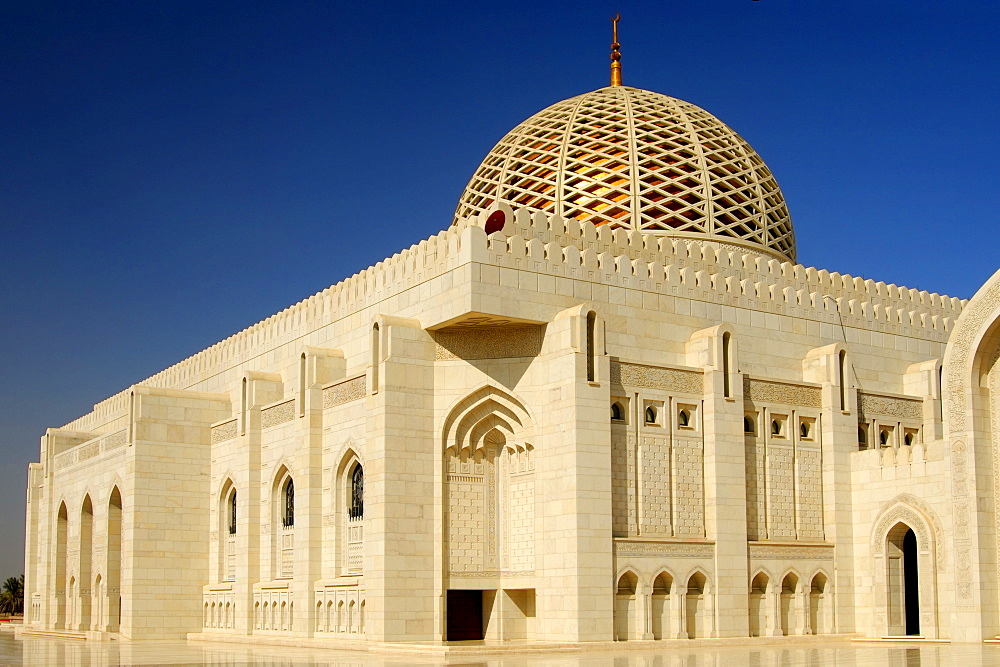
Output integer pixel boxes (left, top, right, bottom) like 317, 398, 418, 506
19, 22, 1000, 647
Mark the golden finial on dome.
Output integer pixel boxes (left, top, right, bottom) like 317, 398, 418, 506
610, 13, 622, 87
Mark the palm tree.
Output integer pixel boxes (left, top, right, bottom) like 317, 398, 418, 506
0, 575, 24, 615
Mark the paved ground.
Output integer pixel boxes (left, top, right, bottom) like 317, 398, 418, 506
4, 633, 1000, 666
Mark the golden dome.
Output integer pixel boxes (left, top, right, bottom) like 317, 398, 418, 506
454, 86, 795, 262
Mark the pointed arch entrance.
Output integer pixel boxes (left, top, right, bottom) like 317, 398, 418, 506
871, 499, 939, 638
886, 524, 920, 635
441, 386, 535, 641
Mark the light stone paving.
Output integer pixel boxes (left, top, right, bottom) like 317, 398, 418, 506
4, 634, 1000, 666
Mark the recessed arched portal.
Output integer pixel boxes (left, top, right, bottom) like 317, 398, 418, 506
887, 522, 920, 635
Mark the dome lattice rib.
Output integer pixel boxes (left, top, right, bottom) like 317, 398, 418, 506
454, 86, 795, 262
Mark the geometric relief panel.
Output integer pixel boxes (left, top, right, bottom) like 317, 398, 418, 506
672, 437, 704, 537
766, 445, 795, 539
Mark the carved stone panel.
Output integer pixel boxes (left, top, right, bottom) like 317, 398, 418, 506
858, 392, 923, 420
744, 377, 821, 408
322, 376, 366, 409
611, 362, 703, 394
434, 325, 544, 360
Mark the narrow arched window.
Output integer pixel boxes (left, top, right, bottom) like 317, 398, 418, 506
611, 402, 624, 421
645, 406, 657, 424
800, 422, 810, 439
858, 424, 868, 449
350, 465, 364, 520
229, 491, 237, 535
838, 350, 848, 411
299, 353, 307, 417
722, 331, 732, 398
371, 323, 380, 395
744, 416, 755, 434
241, 377, 248, 436
771, 419, 781, 436
283, 478, 295, 527
678, 409, 690, 427
586, 311, 596, 382
879, 429, 890, 447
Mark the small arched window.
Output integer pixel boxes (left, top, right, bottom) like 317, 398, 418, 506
678, 409, 690, 427
283, 478, 295, 527
722, 331, 732, 398
800, 422, 810, 439
229, 490, 237, 535
771, 420, 782, 436
744, 416, 755, 434
611, 402, 624, 421
904, 432, 914, 447
645, 406, 657, 424
879, 429, 890, 447
586, 311, 596, 382
350, 465, 364, 520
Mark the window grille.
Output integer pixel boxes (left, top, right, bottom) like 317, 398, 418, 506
283, 479, 294, 527
349, 465, 364, 520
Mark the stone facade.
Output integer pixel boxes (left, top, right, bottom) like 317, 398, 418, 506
19, 83, 1000, 646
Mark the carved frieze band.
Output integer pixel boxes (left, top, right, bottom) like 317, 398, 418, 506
211, 419, 238, 444
322, 375, 366, 409
749, 544, 834, 560
611, 362, 703, 394
743, 377, 821, 408
434, 325, 544, 360
448, 570, 535, 577
858, 392, 923, 420
261, 400, 295, 429
615, 541, 715, 558
104, 430, 126, 450
52, 428, 128, 471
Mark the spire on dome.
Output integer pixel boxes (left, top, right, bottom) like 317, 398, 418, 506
610, 13, 622, 87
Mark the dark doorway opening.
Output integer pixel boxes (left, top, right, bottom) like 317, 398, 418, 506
903, 528, 920, 635
446, 590, 483, 641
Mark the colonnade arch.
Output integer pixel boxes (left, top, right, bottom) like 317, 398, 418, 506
612, 567, 715, 640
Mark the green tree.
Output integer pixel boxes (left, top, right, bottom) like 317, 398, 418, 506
0, 575, 24, 615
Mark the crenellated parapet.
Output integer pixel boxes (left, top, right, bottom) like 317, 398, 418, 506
467, 205, 964, 343
58, 204, 963, 435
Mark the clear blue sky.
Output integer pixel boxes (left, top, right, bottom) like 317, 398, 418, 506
1, 1, 997, 577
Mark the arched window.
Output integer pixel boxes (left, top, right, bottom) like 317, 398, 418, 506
879, 429, 890, 447
283, 478, 294, 527
371, 323, 380, 395
645, 406, 657, 424
800, 422, 810, 439
586, 311, 597, 382
859, 424, 868, 449
744, 416, 755, 434
838, 350, 848, 411
350, 465, 364, 520
722, 331, 732, 398
678, 409, 690, 427
229, 490, 237, 535
611, 402, 624, 421
772, 419, 782, 436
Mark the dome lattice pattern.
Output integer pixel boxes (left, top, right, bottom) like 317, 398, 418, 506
454, 86, 795, 262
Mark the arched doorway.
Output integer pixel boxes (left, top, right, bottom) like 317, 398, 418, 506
614, 571, 637, 641
887, 523, 920, 635
749, 572, 769, 637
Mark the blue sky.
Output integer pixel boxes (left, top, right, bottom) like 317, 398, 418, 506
1, 1, 998, 577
